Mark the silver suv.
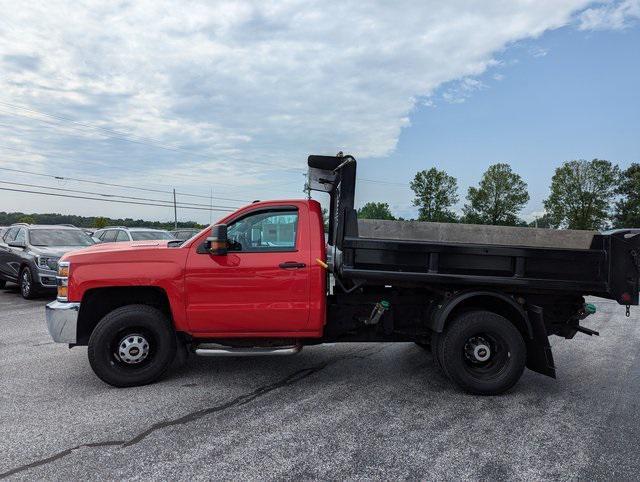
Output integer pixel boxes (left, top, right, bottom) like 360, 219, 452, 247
93, 226, 174, 243
0, 224, 95, 298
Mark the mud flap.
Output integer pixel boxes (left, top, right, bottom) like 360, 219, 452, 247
525, 305, 556, 378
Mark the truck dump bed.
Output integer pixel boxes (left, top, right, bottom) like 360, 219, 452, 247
308, 154, 640, 306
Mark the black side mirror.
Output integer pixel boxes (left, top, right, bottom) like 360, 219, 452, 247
8, 240, 26, 248
205, 224, 228, 255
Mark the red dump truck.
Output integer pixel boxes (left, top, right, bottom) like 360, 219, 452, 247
46, 154, 640, 394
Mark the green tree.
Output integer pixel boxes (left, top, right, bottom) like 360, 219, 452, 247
17, 215, 35, 224
94, 217, 109, 229
614, 163, 640, 228
410, 168, 458, 222
357, 202, 395, 220
544, 159, 620, 230
463, 163, 529, 226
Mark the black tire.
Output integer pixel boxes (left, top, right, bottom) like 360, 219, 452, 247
0, 279, 6, 289
432, 331, 445, 372
88, 304, 177, 387
19, 266, 38, 299
435, 310, 526, 395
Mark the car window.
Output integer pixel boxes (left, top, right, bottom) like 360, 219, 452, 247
3, 227, 18, 242
115, 230, 130, 242
227, 210, 298, 252
101, 230, 117, 243
14, 228, 26, 244
29, 229, 94, 247
130, 231, 174, 241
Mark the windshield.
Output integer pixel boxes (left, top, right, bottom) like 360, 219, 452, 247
29, 229, 95, 247
131, 231, 173, 241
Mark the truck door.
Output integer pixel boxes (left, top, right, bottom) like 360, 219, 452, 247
185, 206, 311, 334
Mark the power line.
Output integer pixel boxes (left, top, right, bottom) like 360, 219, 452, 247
0, 186, 237, 212
0, 144, 301, 195
0, 179, 243, 210
358, 177, 410, 187
0, 165, 250, 203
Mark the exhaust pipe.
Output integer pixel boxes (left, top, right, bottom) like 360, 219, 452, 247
194, 343, 302, 357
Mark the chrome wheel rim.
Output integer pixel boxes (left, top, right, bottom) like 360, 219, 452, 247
117, 334, 150, 365
21, 270, 31, 297
462, 332, 510, 378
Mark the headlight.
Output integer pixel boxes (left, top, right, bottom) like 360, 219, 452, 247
57, 261, 70, 301
37, 256, 60, 271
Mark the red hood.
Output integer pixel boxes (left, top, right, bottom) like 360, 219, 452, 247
61, 240, 172, 259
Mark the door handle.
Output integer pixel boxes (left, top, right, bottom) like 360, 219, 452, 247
279, 261, 306, 269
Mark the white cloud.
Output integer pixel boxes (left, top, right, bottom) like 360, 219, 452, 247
0, 0, 632, 222
442, 77, 488, 104
579, 0, 640, 30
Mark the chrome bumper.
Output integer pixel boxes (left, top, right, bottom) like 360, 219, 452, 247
46, 301, 80, 343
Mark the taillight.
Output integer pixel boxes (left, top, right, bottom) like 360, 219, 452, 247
57, 261, 70, 301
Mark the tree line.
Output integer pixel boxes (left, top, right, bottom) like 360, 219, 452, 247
0, 212, 203, 231
357, 159, 640, 230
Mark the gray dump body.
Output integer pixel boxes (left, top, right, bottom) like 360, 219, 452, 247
358, 219, 597, 250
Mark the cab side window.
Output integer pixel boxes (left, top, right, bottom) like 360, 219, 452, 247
227, 210, 298, 252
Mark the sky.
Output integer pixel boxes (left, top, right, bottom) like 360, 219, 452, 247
0, 0, 638, 225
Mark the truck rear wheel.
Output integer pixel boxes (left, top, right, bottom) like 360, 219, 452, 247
88, 305, 177, 387
435, 310, 526, 395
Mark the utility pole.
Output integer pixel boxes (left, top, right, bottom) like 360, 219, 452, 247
173, 188, 178, 229
209, 187, 213, 225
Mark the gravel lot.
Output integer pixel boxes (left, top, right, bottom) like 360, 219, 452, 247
1, 284, 639, 480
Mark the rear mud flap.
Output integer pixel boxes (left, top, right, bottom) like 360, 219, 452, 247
525, 305, 556, 378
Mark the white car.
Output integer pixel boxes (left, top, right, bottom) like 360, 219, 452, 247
93, 226, 174, 243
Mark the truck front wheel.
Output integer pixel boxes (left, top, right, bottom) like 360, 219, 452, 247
435, 310, 526, 395
88, 305, 177, 387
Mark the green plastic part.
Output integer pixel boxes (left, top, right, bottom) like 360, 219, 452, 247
380, 300, 391, 309
585, 303, 597, 314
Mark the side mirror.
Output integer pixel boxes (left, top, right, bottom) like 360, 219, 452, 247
205, 224, 228, 255
8, 240, 26, 248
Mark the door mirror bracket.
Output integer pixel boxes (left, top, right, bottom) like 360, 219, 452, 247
204, 224, 228, 256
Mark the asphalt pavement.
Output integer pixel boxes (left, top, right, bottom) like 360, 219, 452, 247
1, 284, 640, 480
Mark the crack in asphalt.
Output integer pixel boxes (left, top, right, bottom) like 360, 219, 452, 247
0, 346, 383, 479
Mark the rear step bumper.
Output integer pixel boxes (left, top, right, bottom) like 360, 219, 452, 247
194, 343, 302, 357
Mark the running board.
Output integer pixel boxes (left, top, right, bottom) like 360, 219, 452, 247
194, 343, 302, 357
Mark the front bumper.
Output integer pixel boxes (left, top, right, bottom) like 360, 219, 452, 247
36, 268, 58, 289
46, 301, 80, 343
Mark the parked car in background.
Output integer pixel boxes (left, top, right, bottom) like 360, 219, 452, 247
170, 228, 201, 241
0, 224, 95, 298
93, 226, 174, 243
0, 227, 7, 239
